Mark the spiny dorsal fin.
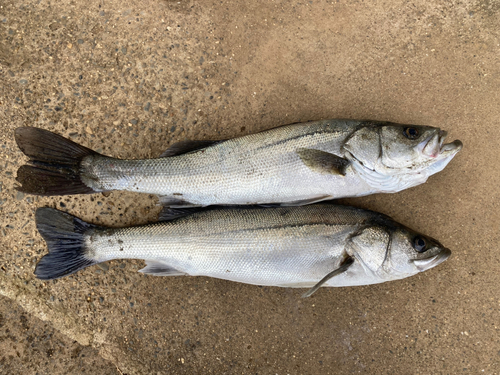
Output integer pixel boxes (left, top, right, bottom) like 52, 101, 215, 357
159, 140, 223, 157
296, 148, 350, 176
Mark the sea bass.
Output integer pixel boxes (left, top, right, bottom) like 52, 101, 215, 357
15, 120, 462, 206
34, 205, 451, 297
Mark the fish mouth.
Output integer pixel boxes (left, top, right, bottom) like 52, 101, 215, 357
413, 248, 451, 271
421, 130, 463, 159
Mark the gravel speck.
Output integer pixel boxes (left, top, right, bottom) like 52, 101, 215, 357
19, 79, 28, 85
97, 263, 109, 271
16, 191, 24, 200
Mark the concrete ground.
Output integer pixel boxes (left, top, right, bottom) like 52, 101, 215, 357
0, 0, 499, 373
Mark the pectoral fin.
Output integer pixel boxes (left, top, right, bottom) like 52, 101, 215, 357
301, 256, 354, 298
297, 148, 350, 176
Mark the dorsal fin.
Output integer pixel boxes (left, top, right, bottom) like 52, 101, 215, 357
159, 140, 223, 157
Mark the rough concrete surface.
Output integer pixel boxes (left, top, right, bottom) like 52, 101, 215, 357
0, 0, 499, 373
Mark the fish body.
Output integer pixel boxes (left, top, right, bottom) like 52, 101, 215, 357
16, 119, 462, 206
35, 205, 451, 294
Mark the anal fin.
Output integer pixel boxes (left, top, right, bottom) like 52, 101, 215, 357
139, 260, 186, 276
278, 195, 333, 207
157, 195, 200, 208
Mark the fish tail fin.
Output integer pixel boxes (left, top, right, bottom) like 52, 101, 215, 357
35, 207, 100, 280
15, 127, 101, 196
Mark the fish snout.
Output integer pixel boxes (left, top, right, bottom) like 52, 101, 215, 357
413, 248, 451, 271
422, 132, 443, 158
422, 130, 462, 158
441, 139, 463, 154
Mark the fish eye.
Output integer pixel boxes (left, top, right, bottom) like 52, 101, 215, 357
403, 127, 419, 139
413, 236, 427, 253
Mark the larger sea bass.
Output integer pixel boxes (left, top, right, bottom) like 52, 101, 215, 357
16, 119, 462, 206
34, 205, 450, 297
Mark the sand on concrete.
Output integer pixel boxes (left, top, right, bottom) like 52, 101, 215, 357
0, 0, 499, 373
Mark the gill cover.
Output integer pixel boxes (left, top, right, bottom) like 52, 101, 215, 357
343, 126, 381, 171
349, 226, 390, 273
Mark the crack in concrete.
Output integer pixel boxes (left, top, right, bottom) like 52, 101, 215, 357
0, 270, 149, 374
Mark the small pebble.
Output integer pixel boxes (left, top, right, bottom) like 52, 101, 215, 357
19, 79, 28, 85
16, 191, 24, 200
97, 263, 109, 271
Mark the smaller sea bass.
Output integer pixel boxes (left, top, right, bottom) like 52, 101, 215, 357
15, 120, 462, 206
34, 205, 451, 297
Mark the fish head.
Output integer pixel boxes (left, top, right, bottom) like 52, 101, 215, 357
343, 122, 462, 185
349, 223, 450, 282
383, 226, 451, 279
